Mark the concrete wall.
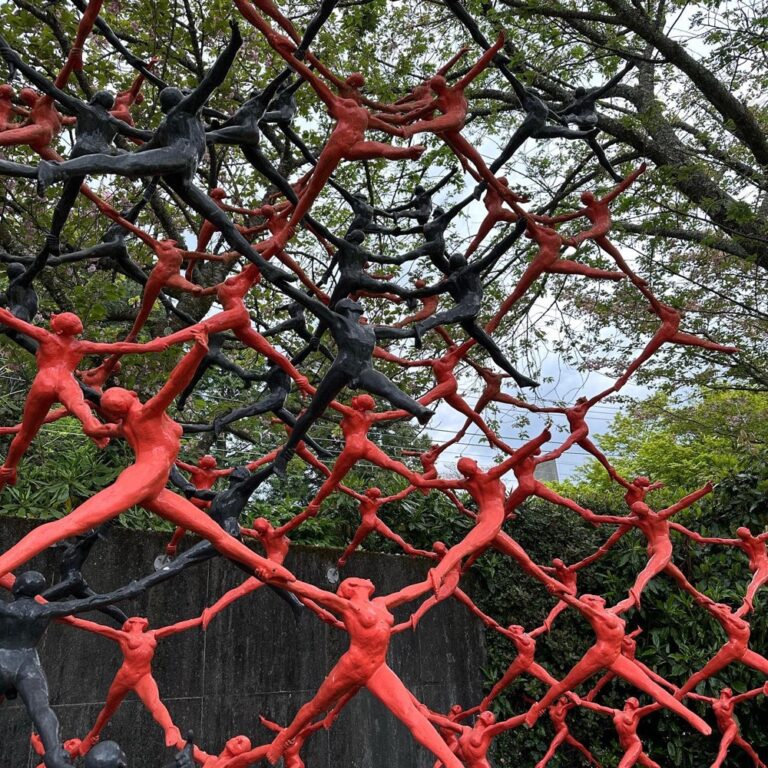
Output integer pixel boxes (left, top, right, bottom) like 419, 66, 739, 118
0, 518, 485, 767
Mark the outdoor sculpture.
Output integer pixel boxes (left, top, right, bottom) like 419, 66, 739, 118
0, 6, 758, 766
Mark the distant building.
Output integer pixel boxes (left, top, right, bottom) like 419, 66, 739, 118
534, 458, 559, 483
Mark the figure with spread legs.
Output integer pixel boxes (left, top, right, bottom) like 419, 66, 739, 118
557, 63, 635, 182
584, 482, 713, 610
0, 332, 294, 585
672, 525, 768, 615
334, 486, 433, 566
409, 427, 552, 596
686, 685, 768, 768
533, 696, 601, 768
63, 613, 206, 754
110, 60, 157, 128
0, 570, 145, 768
486, 215, 625, 334
35, 21, 291, 284
0, 34, 151, 268
262, 574, 465, 768
524, 586, 710, 734
676, 593, 768, 697
233, 4, 425, 253
0, 308, 171, 488
264, 281, 433, 475
404, 225, 539, 388
575, 696, 661, 768
385, 172, 456, 226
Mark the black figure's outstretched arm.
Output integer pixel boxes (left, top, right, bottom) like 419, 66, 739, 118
174, 20, 243, 116
42, 579, 145, 619
563, 62, 635, 110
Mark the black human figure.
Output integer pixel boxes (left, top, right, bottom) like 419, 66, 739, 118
261, 302, 334, 361
0, 261, 40, 355
0, 571, 145, 768
211, 365, 326, 453
390, 196, 474, 273
259, 76, 318, 166
487, 74, 597, 179
406, 221, 539, 388
141, 466, 303, 617
266, 286, 434, 476
556, 63, 635, 182
312, 227, 414, 307
176, 333, 263, 411
34, 21, 292, 285
386, 171, 456, 226
206, 68, 299, 203
0, 34, 152, 267
42, 521, 128, 625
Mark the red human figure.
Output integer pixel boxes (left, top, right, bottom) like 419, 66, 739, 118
491, 387, 621, 482
257, 715, 330, 768
686, 685, 768, 768
410, 428, 552, 595
615, 290, 739, 389
463, 179, 522, 258
378, 47, 471, 123
263, 574, 464, 768
399, 36, 520, 207
163, 263, 312, 394
576, 696, 661, 768
478, 620, 559, 712
192, 187, 261, 259
533, 557, 585, 634
0, 308, 170, 487
585, 628, 676, 702
196, 735, 255, 768
0, 83, 29, 129
0, 1, 102, 150
335, 486, 433, 566
486, 216, 625, 334
94, 201, 236, 342
503, 446, 598, 522
585, 482, 713, 610
676, 593, 768, 697
406, 541, 491, 630
392, 278, 440, 328
165, 456, 236, 556
427, 709, 527, 768
537, 164, 649, 286
377, 342, 516, 453
621, 476, 665, 507
234, 2, 424, 252
110, 58, 157, 127
298, 394, 429, 516
201, 511, 302, 628
672, 525, 768, 615
62, 613, 204, 753
524, 587, 710, 734
533, 696, 601, 768
0, 332, 294, 584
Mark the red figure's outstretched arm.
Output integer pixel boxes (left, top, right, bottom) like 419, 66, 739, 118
455, 34, 505, 90
601, 163, 648, 204
489, 427, 552, 479
658, 481, 713, 520
154, 615, 204, 638
59, 615, 123, 639
143, 332, 209, 418
0, 307, 48, 342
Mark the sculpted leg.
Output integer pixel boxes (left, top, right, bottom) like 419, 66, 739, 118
81, 678, 130, 751
617, 744, 643, 768
534, 730, 568, 768
366, 665, 465, 768
15, 662, 64, 763
2, 389, 57, 471
711, 728, 737, 768
133, 675, 182, 747
355, 367, 432, 422
481, 658, 528, 709
610, 655, 710, 734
